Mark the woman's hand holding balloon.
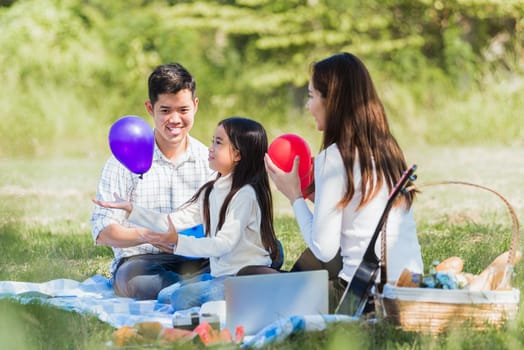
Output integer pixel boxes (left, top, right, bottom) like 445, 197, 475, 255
267, 134, 313, 200
264, 154, 303, 204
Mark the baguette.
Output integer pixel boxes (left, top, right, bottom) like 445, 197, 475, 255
435, 256, 464, 274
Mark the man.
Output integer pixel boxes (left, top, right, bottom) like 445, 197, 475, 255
91, 63, 213, 300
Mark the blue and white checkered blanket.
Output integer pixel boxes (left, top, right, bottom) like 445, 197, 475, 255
0, 275, 358, 347
241, 314, 357, 348
0, 275, 175, 328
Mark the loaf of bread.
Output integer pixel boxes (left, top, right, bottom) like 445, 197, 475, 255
435, 256, 464, 274
396, 268, 422, 288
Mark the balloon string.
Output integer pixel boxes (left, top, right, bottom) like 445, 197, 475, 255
128, 176, 138, 203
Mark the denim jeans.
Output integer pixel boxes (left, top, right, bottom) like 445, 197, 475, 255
157, 273, 214, 304
112, 254, 210, 300
158, 274, 229, 310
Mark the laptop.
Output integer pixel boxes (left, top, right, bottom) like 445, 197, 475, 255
224, 270, 329, 336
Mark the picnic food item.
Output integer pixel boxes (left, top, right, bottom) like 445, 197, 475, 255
466, 268, 494, 291
468, 250, 522, 291
482, 250, 522, 278
112, 321, 196, 346
435, 256, 463, 274
492, 250, 522, 290
112, 322, 163, 346
396, 259, 464, 289
135, 321, 164, 339
112, 325, 143, 346
159, 327, 196, 343
193, 322, 244, 346
396, 268, 422, 288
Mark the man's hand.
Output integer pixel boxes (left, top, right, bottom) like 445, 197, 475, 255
92, 192, 133, 213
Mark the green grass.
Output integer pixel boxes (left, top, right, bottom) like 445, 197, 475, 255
0, 299, 113, 350
1, 148, 524, 349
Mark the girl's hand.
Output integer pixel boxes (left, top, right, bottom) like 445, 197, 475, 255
140, 215, 179, 246
264, 154, 303, 204
92, 192, 133, 213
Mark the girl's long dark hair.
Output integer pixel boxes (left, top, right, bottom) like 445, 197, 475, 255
186, 117, 279, 261
311, 52, 415, 209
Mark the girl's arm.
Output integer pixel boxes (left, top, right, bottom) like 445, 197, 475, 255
127, 200, 202, 233
175, 187, 257, 258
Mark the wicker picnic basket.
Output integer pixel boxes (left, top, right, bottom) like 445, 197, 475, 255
379, 181, 521, 334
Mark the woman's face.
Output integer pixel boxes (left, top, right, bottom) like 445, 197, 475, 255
306, 80, 327, 131
208, 124, 240, 175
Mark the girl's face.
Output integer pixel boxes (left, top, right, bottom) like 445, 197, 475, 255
306, 80, 327, 131
208, 125, 241, 175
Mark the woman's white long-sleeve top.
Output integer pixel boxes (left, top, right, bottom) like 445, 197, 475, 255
128, 174, 271, 277
292, 144, 424, 283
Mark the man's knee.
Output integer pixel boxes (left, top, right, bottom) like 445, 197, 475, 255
113, 260, 158, 299
115, 274, 161, 300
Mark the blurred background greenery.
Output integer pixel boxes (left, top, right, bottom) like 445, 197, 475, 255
0, 0, 523, 159
0, 3, 523, 348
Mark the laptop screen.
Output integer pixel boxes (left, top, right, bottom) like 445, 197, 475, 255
224, 270, 329, 335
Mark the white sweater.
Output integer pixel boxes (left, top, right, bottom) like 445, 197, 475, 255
128, 174, 271, 277
292, 144, 424, 283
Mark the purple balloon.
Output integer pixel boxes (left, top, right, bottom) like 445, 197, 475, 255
109, 115, 154, 176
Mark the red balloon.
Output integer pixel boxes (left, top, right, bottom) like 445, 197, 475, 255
268, 134, 312, 191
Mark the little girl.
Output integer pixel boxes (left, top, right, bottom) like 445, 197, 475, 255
94, 117, 280, 309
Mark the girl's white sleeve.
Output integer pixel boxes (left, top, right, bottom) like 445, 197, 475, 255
292, 148, 345, 262
127, 200, 202, 232
176, 187, 256, 258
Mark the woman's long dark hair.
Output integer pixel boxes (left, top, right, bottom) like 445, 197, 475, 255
186, 117, 279, 261
311, 52, 415, 209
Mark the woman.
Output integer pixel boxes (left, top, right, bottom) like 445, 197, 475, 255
264, 52, 424, 314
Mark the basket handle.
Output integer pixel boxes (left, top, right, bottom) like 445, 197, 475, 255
403, 181, 520, 267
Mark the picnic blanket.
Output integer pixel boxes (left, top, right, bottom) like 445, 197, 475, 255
0, 274, 176, 328
0, 275, 357, 348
